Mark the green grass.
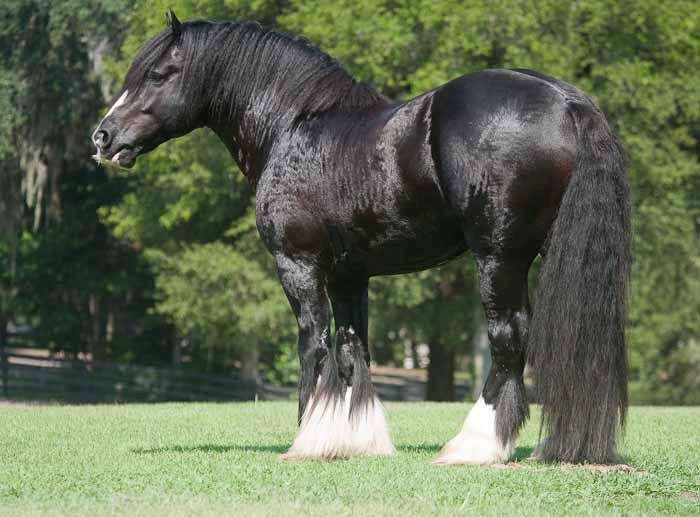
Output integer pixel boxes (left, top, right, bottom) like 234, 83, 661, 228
1, 402, 699, 516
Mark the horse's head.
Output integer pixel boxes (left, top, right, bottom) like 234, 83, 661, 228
92, 10, 202, 168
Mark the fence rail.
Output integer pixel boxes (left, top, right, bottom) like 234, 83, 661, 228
0, 348, 471, 404
1, 349, 259, 403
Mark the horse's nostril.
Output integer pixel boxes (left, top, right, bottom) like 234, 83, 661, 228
93, 129, 111, 148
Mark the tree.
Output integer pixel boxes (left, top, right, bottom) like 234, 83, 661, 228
0, 0, 175, 365
99, 0, 299, 382
282, 0, 700, 402
370, 263, 482, 400
105, 0, 700, 401
3, 0, 698, 403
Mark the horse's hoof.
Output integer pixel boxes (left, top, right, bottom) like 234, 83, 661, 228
278, 451, 305, 461
433, 431, 513, 465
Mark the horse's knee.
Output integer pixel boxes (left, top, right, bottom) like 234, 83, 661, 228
298, 319, 330, 363
301, 339, 328, 371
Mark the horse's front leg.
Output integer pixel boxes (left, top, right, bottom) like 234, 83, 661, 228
279, 262, 395, 460
273, 254, 331, 428
276, 253, 355, 460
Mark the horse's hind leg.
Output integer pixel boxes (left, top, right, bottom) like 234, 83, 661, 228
434, 255, 533, 464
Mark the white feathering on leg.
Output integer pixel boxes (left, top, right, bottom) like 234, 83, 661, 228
349, 390, 396, 456
281, 382, 395, 460
433, 396, 513, 465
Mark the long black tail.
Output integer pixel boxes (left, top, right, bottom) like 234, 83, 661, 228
529, 100, 631, 463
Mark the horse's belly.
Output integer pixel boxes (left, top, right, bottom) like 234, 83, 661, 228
362, 219, 467, 276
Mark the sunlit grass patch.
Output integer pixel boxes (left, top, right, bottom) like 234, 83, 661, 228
1, 402, 698, 516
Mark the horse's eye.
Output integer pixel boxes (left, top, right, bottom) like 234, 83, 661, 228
147, 71, 167, 85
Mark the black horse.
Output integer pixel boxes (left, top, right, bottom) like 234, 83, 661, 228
92, 11, 630, 465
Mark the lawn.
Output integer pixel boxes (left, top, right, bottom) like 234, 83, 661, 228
1, 402, 698, 516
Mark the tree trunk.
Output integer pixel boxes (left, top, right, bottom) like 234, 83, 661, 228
0, 234, 16, 398
206, 344, 214, 373
105, 306, 114, 346
89, 293, 105, 361
240, 347, 260, 383
426, 341, 455, 401
172, 338, 181, 366
402, 337, 417, 369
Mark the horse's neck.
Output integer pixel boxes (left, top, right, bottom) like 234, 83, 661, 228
205, 71, 299, 181
209, 120, 270, 186
205, 89, 281, 181
201, 25, 386, 182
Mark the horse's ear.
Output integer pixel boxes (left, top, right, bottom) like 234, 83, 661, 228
165, 8, 183, 39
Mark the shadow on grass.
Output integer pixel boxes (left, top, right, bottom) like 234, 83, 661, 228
396, 444, 536, 463
397, 444, 441, 454
133, 444, 444, 458
131, 444, 288, 454
131, 444, 537, 464
513, 446, 534, 461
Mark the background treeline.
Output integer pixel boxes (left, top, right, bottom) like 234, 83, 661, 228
1, 0, 698, 403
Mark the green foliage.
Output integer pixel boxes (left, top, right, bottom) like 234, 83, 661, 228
99, 0, 298, 380
115, 0, 285, 70
99, 130, 250, 248
98, 131, 299, 379
279, 0, 422, 98
283, 0, 700, 403
148, 242, 295, 375
370, 262, 480, 365
0, 0, 176, 363
2, 0, 698, 401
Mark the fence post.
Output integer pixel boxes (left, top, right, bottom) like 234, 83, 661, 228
0, 317, 8, 397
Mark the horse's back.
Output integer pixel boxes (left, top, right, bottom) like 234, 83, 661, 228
430, 69, 579, 255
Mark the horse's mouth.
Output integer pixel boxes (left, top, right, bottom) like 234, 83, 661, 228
92, 144, 142, 169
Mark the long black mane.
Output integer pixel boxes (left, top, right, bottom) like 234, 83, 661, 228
124, 20, 388, 128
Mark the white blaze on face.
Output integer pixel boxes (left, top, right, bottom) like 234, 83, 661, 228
104, 90, 129, 119
92, 90, 129, 145
92, 90, 130, 165
433, 396, 514, 465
